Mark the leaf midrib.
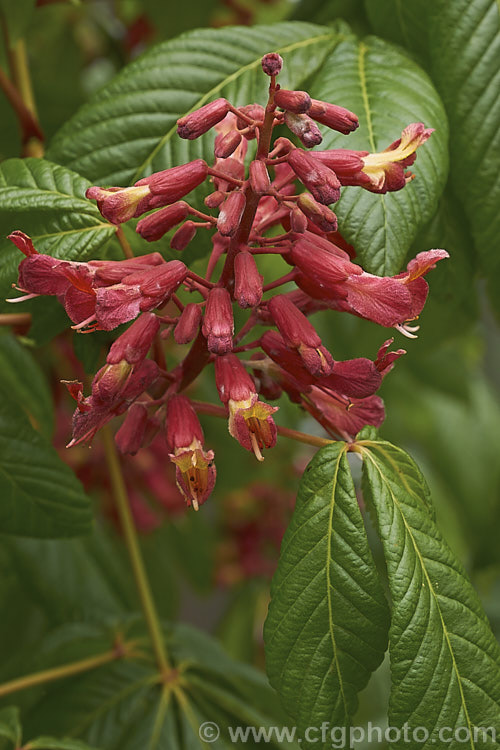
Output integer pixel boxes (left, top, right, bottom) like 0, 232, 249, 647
361, 447, 476, 748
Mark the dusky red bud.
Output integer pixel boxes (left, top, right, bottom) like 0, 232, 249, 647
214, 130, 243, 159
217, 190, 246, 237
284, 112, 323, 147
307, 99, 359, 135
170, 220, 198, 251
234, 251, 263, 308
249, 160, 271, 195
297, 193, 338, 232
174, 303, 202, 344
261, 53, 283, 76
136, 202, 189, 242
287, 149, 341, 205
115, 403, 149, 455
177, 98, 231, 139
274, 89, 312, 114
135, 160, 208, 205
290, 205, 308, 233
202, 288, 234, 354
204, 191, 226, 209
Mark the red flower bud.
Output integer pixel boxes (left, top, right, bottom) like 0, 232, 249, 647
202, 288, 234, 353
289, 205, 308, 233
234, 251, 263, 308
204, 191, 226, 209
307, 99, 359, 134
284, 112, 323, 147
177, 98, 231, 139
297, 193, 338, 232
287, 149, 341, 205
107, 312, 160, 365
215, 353, 256, 404
249, 160, 271, 195
115, 403, 149, 455
135, 160, 208, 205
170, 220, 198, 251
217, 190, 246, 237
236, 104, 265, 136
261, 53, 283, 76
136, 202, 189, 242
274, 89, 312, 114
174, 303, 202, 344
313, 149, 369, 186
267, 294, 334, 376
214, 130, 243, 159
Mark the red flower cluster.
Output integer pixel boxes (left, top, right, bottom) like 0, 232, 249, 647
8, 52, 447, 510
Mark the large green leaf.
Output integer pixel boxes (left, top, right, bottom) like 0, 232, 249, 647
310, 35, 448, 275
427, 0, 500, 315
16, 621, 296, 750
264, 443, 389, 747
0, 331, 54, 439
0, 158, 115, 304
47, 22, 340, 185
0, 398, 91, 538
360, 438, 500, 747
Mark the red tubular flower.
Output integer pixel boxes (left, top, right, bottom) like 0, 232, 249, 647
215, 354, 278, 461
202, 288, 234, 353
313, 149, 371, 187
288, 232, 362, 287
274, 89, 312, 114
307, 99, 359, 134
177, 98, 231, 140
234, 251, 263, 309
287, 149, 341, 205
166, 395, 216, 510
106, 312, 160, 365
214, 130, 243, 159
304, 387, 385, 440
217, 190, 246, 237
284, 112, 323, 147
374, 338, 406, 377
85, 185, 152, 224
136, 202, 189, 242
174, 303, 202, 344
267, 294, 334, 376
135, 159, 208, 206
359, 123, 434, 193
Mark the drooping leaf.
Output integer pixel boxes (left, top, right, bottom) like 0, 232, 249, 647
359, 438, 500, 746
427, 0, 500, 316
0, 158, 115, 305
265, 442, 389, 746
47, 22, 341, 185
0, 706, 22, 747
0, 331, 54, 439
310, 35, 448, 275
0, 398, 92, 538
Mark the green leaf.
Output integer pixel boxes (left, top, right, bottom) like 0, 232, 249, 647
19, 621, 295, 749
0, 398, 92, 538
264, 443, 389, 745
363, 0, 432, 60
360, 438, 500, 745
0, 331, 54, 439
310, 35, 448, 274
0, 706, 21, 747
0, 0, 36, 44
28, 738, 98, 750
426, 0, 500, 315
291, 0, 370, 34
47, 22, 340, 185
0, 158, 115, 305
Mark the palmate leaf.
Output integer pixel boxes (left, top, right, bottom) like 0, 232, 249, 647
0, 158, 115, 304
46, 22, 340, 185
310, 35, 448, 275
0, 398, 92, 538
359, 438, 500, 749
18, 621, 297, 750
264, 443, 389, 748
